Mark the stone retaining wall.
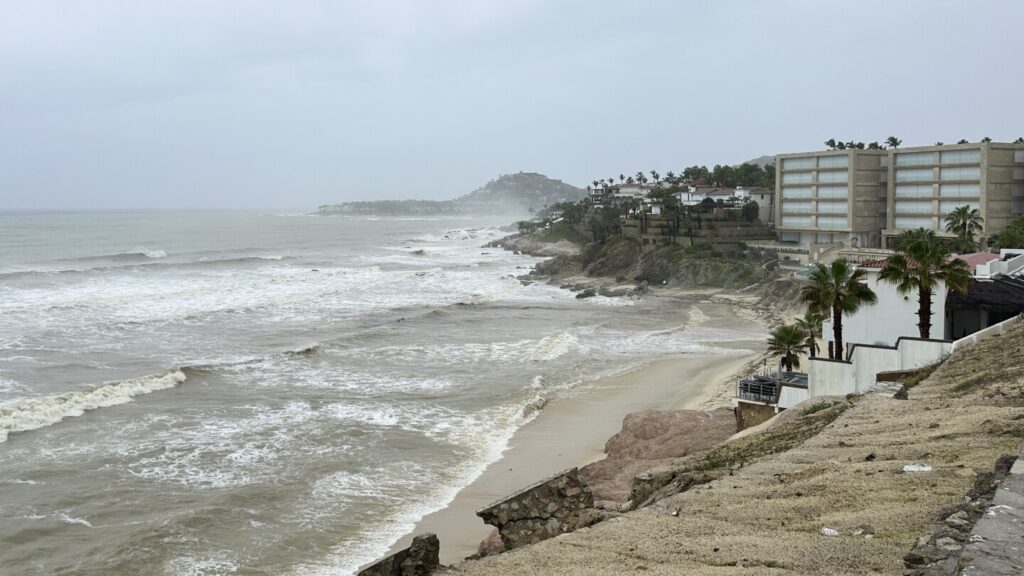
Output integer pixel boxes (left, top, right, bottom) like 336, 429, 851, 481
476, 467, 594, 550
357, 533, 439, 576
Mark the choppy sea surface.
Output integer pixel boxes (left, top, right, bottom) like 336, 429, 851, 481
0, 211, 760, 575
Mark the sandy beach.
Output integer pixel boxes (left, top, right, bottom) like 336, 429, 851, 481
387, 342, 763, 564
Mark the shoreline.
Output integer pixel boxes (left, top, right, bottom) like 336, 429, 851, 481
385, 342, 763, 565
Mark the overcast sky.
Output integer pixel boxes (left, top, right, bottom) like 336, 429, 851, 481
1, 1, 1021, 210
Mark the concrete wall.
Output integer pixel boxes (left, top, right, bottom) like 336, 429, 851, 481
777, 385, 809, 409
476, 467, 593, 551
735, 401, 776, 431
823, 271, 948, 354
808, 337, 952, 398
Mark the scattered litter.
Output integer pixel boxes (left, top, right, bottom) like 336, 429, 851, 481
820, 527, 839, 537
903, 464, 933, 473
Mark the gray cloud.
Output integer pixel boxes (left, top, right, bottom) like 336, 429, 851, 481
1, 0, 1021, 210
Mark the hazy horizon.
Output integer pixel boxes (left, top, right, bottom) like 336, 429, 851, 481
2, 0, 1022, 211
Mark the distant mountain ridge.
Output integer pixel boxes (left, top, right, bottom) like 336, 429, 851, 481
737, 155, 775, 168
315, 172, 584, 216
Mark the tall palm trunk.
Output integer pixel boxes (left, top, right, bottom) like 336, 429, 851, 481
918, 287, 932, 339
832, 304, 843, 360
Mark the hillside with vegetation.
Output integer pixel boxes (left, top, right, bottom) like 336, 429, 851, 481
315, 172, 584, 216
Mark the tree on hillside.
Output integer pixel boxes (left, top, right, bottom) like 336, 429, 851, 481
683, 165, 710, 183
885, 136, 902, 149
767, 325, 807, 372
943, 205, 984, 252
879, 229, 972, 340
619, 174, 625, 183
626, 176, 635, 184
800, 259, 878, 360
990, 216, 1024, 249
795, 311, 825, 359
587, 207, 622, 242
741, 200, 759, 222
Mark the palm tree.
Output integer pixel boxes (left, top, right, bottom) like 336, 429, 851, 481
767, 324, 807, 372
800, 259, 878, 360
868, 141, 882, 150
626, 176, 635, 184
885, 136, 902, 149
794, 311, 825, 359
1015, 137, 1024, 144
957, 139, 969, 144
935, 141, 944, 146
824, 138, 837, 150
592, 180, 600, 190
981, 136, 992, 143
619, 174, 626, 183
879, 229, 972, 339
943, 205, 983, 252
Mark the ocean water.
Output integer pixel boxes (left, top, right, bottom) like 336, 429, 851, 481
0, 211, 760, 575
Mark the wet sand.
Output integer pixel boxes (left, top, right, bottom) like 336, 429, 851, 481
387, 347, 761, 564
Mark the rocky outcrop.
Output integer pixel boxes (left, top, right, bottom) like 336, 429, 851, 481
476, 468, 594, 551
358, 533, 440, 576
579, 409, 736, 505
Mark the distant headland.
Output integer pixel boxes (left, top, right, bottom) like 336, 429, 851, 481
314, 172, 585, 216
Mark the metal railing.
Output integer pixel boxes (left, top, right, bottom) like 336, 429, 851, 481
736, 376, 779, 404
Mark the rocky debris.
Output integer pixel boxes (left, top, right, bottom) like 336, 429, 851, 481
902, 454, 1017, 575
476, 468, 594, 551
574, 288, 596, 299
580, 409, 736, 503
958, 448, 1024, 575
358, 533, 440, 576
487, 233, 581, 258
475, 529, 504, 558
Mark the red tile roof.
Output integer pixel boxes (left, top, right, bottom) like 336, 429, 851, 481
858, 252, 999, 273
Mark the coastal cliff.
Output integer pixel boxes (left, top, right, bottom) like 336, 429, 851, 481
434, 322, 1024, 575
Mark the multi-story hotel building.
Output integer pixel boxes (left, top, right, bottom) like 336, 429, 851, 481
774, 149, 887, 248
775, 142, 1024, 249
884, 142, 1024, 247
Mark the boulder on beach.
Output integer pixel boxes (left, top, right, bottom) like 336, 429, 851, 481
580, 408, 736, 503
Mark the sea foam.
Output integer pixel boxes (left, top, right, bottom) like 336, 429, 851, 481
0, 370, 187, 442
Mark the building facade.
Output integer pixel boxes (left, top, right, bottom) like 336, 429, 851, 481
776, 142, 1024, 249
774, 149, 887, 248
884, 142, 1024, 247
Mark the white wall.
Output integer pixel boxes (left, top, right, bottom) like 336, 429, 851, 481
778, 385, 809, 409
807, 338, 952, 399
823, 271, 947, 353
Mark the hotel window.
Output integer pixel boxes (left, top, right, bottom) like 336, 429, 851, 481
939, 183, 980, 197
894, 216, 933, 230
940, 149, 981, 164
781, 215, 812, 228
940, 166, 981, 181
895, 152, 934, 166
816, 185, 848, 199
781, 187, 812, 198
783, 157, 815, 170
894, 201, 933, 214
896, 168, 933, 181
779, 231, 800, 242
940, 200, 980, 214
895, 184, 933, 198
1014, 167, 1024, 180
782, 172, 812, 184
816, 216, 848, 228
816, 170, 848, 183
782, 201, 812, 213
817, 155, 849, 168
816, 201, 848, 213
1015, 150, 1024, 163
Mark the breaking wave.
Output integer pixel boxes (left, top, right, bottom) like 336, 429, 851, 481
0, 370, 187, 442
